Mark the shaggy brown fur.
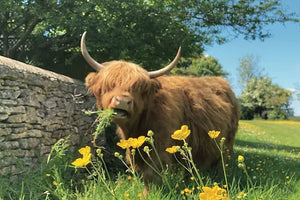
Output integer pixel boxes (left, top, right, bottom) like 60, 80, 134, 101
86, 60, 240, 186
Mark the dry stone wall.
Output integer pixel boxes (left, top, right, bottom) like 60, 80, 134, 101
0, 56, 95, 175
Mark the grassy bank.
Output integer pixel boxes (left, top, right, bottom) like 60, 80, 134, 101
1, 119, 299, 199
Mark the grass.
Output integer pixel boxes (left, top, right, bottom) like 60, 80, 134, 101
0, 119, 300, 199
235, 120, 300, 199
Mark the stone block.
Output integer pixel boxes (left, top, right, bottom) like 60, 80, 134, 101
8, 129, 43, 140
0, 99, 18, 106
43, 98, 57, 108
4, 80, 28, 88
0, 106, 26, 114
0, 113, 9, 121
0, 128, 12, 136
7, 114, 27, 123
0, 141, 20, 150
19, 138, 40, 149
0, 89, 21, 99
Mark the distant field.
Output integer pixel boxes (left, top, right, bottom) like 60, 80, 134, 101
289, 116, 300, 121
237, 120, 300, 146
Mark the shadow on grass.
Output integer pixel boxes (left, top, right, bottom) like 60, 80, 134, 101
231, 139, 300, 192
235, 139, 300, 153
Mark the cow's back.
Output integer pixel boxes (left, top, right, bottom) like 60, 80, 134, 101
156, 75, 239, 168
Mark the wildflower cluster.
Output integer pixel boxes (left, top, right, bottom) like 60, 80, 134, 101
69, 124, 234, 199
69, 111, 300, 200
180, 187, 193, 196
165, 126, 191, 153
238, 121, 262, 136
237, 154, 257, 199
165, 125, 205, 187
39, 111, 299, 200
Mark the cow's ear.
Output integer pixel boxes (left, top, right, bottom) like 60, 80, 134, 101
85, 72, 97, 87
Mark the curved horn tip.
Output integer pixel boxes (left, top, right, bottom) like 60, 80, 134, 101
80, 31, 105, 71
82, 31, 87, 41
175, 46, 181, 59
148, 46, 182, 78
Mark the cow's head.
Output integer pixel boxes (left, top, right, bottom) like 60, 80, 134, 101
81, 32, 180, 126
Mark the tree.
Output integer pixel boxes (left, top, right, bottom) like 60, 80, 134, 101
1, 0, 299, 80
238, 54, 264, 88
296, 83, 300, 101
240, 77, 293, 119
171, 55, 228, 77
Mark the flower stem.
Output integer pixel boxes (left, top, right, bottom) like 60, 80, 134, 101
214, 139, 230, 198
137, 149, 172, 192
149, 136, 164, 172
184, 140, 205, 187
89, 163, 116, 199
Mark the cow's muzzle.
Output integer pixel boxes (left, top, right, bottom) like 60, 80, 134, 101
110, 96, 132, 119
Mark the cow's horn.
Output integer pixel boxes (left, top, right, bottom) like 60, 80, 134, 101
81, 31, 105, 71
148, 47, 181, 78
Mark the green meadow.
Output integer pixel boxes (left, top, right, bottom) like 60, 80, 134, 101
1, 119, 299, 200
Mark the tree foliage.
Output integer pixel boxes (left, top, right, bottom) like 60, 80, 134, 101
240, 77, 293, 119
0, 0, 298, 80
171, 55, 228, 77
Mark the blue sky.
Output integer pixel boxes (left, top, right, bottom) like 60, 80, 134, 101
205, 0, 300, 116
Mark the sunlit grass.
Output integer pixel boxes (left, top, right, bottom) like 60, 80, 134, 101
237, 120, 300, 146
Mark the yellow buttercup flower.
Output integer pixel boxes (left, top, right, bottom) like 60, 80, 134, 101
129, 136, 146, 148
199, 185, 229, 200
165, 146, 180, 154
127, 138, 136, 147
171, 125, 191, 140
117, 136, 146, 149
72, 146, 92, 167
78, 146, 91, 156
117, 139, 130, 149
238, 155, 244, 162
136, 136, 146, 147
236, 191, 248, 198
184, 188, 192, 194
208, 130, 221, 139
72, 153, 92, 167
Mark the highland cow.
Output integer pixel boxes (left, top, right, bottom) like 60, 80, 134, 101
81, 32, 239, 188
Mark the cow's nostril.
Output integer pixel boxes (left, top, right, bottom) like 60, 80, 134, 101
113, 96, 132, 107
